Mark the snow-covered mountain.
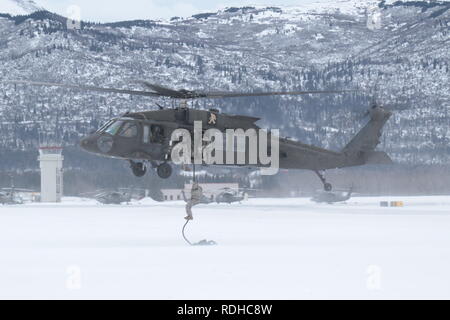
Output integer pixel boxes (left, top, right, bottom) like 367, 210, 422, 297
0, 0, 43, 16
0, 0, 449, 168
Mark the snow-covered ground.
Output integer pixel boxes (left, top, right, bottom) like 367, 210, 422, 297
1, 196, 450, 299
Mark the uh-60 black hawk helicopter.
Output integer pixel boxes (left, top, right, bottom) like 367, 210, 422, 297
7, 80, 393, 191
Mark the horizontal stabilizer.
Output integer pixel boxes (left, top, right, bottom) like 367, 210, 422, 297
365, 151, 393, 165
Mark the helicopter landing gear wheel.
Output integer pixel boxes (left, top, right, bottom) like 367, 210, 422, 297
130, 161, 147, 177
314, 170, 333, 192
157, 162, 172, 179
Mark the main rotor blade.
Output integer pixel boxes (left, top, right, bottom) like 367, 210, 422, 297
138, 81, 186, 98
5, 80, 357, 100
199, 89, 357, 99
4, 80, 161, 97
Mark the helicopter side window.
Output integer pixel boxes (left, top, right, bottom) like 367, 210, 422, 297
119, 122, 138, 138
104, 121, 124, 136
143, 125, 150, 144
151, 125, 164, 144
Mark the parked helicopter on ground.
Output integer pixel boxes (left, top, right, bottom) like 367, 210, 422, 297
311, 186, 353, 204
95, 191, 132, 205
6, 80, 394, 191
0, 187, 30, 205
0, 191, 23, 205
0, 175, 33, 205
215, 187, 249, 204
81, 188, 144, 204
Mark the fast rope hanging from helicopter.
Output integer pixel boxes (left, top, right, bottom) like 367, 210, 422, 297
181, 163, 217, 246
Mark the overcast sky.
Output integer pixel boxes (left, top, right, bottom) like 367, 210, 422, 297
37, 0, 333, 22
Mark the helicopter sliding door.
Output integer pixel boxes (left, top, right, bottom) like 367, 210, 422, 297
140, 123, 166, 161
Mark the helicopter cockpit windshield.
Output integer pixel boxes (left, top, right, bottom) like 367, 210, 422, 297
97, 120, 114, 133
102, 120, 124, 136
97, 119, 139, 138
97, 120, 123, 136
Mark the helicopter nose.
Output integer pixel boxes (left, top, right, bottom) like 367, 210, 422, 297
80, 134, 114, 154
80, 135, 99, 153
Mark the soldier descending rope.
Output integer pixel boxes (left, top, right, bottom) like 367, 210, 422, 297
181, 165, 216, 246
184, 181, 203, 221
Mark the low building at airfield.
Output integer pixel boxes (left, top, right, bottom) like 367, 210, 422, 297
161, 183, 239, 202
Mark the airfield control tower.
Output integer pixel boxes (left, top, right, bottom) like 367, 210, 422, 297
38, 146, 64, 203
